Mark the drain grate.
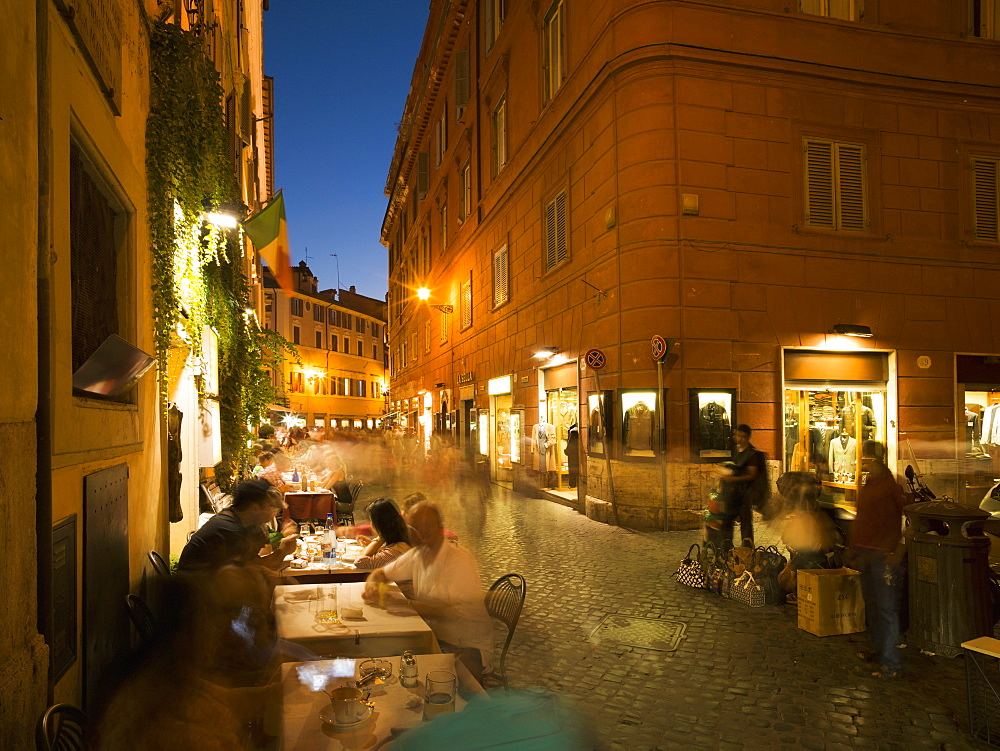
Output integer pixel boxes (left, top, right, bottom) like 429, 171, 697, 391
590, 615, 688, 652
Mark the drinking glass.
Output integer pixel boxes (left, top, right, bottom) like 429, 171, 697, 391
423, 671, 456, 720
311, 587, 339, 624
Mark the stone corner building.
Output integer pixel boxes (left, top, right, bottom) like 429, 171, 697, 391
383, 0, 1000, 530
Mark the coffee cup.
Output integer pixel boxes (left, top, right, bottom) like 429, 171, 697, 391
327, 686, 372, 724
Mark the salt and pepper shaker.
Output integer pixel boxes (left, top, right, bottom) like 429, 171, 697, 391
399, 651, 418, 688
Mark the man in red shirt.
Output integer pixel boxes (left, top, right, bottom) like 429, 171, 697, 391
851, 440, 906, 678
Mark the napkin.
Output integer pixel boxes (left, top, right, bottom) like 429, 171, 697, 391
283, 590, 316, 603
341, 606, 365, 620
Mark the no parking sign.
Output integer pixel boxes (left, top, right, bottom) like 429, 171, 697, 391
585, 348, 607, 370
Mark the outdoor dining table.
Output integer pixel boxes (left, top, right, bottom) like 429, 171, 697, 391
270, 653, 485, 750
274, 582, 438, 657
284, 490, 336, 522
279, 540, 371, 584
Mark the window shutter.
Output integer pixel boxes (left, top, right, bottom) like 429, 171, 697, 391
834, 142, 867, 231
455, 50, 469, 109
544, 192, 568, 270
804, 139, 835, 229
493, 244, 509, 306
973, 157, 1000, 241
240, 76, 252, 146
461, 278, 473, 329
484, 0, 495, 50
418, 153, 429, 199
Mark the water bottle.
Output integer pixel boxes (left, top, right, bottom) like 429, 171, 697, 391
323, 513, 336, 565
291, 467, 300, 483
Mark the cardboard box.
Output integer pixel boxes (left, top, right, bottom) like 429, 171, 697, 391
796, 568, 866, 637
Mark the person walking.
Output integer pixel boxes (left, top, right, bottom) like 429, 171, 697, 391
716, 424, 767, 545
851, 440, 906, 679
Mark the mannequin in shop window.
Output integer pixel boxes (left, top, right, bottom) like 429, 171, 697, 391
565, 423, 580, 488
531, 418, 558, 485
966, 404, 984, 456
623, 400, 654, 454
841, 400, 876, 440
699, 400, 731, 452
829, 430, 857, 482
588, 402, 604, 453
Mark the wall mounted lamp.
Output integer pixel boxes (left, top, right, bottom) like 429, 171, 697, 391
202, 199, 241, 228
533, 347, 561, 360
829, 324, 873, 338
416, 287, 453, 313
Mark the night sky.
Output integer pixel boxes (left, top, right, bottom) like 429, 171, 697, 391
265, 2, 430, 301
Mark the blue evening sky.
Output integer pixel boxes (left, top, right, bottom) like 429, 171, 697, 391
265, 2, 430, 302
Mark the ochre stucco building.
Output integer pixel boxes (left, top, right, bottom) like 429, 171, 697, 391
383, 0, 1000, 529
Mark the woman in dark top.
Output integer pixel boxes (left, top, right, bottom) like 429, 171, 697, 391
353, 498, 412, 570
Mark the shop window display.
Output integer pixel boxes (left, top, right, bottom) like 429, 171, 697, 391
784, 388, 885, 508
587, 392, 612, 456
620, 390, 663, 459
689, 388, 736, 460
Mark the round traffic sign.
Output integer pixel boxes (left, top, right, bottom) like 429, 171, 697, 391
651, 335, 668, 361
585, 349, 607, 370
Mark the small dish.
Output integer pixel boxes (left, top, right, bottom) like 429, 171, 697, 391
319, 704, 373, 730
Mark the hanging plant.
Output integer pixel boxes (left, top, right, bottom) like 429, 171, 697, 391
147, 20, 297, 484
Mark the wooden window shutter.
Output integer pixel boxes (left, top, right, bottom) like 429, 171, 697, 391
461, 277, 472, 329
973, 157, 1000, 241
455, 50, 470, 109
493, 244, 509, 307
240, 76, 252, 146
804, 139, 835, 229
418, 153, 429, 199
544, 192, 568, 270
484, 0, 495, 50
834, 142, 867, 231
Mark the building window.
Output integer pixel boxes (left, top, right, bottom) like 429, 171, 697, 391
293, 326, 300, 345
290, 371, 303, 392
972, 0, 1000, 38
402, 341, 408, 368
435, 108, 447, 165
799, 0, 863, 21
460, 162, 471, 221
543, 191, 568, 271
315, 331, 323, 348
291, 298, 303, 317
372, 322, 380, 338
491, 96, 507, 177
973, 156, 1000, 242
483, 0, 506, 51
425, 321, 431, 353
328, 308, 338, 325
313, 305, 324, 322
411, 332, 418, 364
460, 275, 473, 330
374, 381, 381, 399
440, 309, 450, 343
492, 243, 509, 307
356, 317, 365, 334
342, 313, 352, 330
359, 380, 367, 398
331, 334, 338, 352
803, 138, 868, 232
440, 203, 448, 250
356, 340, 364, 356
70, 142, 122, 377
455, 49, 470, 118
372, 343, 379, 359
542, 0, 565, 104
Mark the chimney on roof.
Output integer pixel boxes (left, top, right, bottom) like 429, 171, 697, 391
350, 286, 356, 294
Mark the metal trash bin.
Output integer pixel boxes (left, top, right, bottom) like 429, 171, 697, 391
905, 500, 993, 657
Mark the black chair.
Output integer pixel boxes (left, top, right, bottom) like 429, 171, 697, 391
336, 478, 362, 526
483, 573, 527, 690
148, 550, 170, 577
36, 703, 86, 751
126, 593, 156, 649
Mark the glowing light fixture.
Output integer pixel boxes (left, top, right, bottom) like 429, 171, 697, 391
417, 287, 431, 300
534, 347, 560, 359
205, 211, 239, 228
829, 324, 873, 338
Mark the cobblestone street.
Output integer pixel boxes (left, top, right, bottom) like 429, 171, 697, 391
368, 473, 990, 750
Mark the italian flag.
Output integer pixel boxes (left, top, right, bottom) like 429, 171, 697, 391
243, 191, 293, 290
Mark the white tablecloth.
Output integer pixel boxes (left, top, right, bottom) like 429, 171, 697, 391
274, 653, 481, 750
274, 582, 437, 657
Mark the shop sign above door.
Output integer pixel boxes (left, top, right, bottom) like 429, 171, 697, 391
458, 372, 475, 384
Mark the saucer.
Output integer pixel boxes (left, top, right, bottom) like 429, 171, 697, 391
320, 704, 373, 730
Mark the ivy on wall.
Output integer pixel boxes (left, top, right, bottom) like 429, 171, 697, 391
147, 21, 297, 485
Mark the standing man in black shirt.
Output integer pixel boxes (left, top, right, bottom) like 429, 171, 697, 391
178, 478, 298, 571
717, 424, 768, 545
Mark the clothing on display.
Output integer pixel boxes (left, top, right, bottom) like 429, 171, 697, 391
531, 422, 558, 472
588, 404, 604, 453
966, 407, 982, 454
982, 403, 1000, 446
699, 401, 731, 451
828, 433, 857, 480
840, 402, 876, 440
623, 401, 654, 453
565, 424, 580, 487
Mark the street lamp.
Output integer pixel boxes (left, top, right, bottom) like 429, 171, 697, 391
416, 286, 453, 313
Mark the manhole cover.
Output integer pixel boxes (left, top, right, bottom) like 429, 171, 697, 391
590, 615, 688, 652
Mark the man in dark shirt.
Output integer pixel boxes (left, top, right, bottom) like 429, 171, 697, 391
851, 440, 906, 678
178, 479, 298, 571
717, 424, 767, 544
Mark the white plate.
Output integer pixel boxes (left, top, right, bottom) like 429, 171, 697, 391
319, 704, 373, 730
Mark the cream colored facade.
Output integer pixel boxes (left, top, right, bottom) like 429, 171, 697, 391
0, 0, 272, 739
264, 264, 388, 428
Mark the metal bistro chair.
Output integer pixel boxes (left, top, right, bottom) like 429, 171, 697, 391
336, 478, 363, 527
483, 573, 527, 690
147, 550, 170, 578
36, 703, 86, 751
126, 593, 156, 650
